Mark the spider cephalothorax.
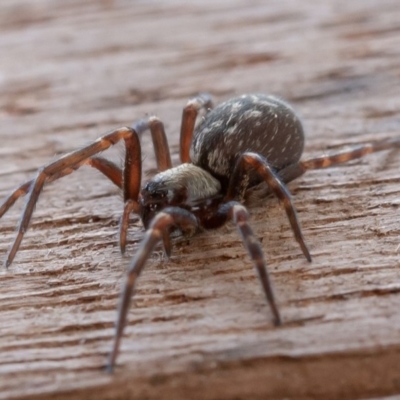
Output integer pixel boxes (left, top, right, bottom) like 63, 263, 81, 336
139, 163, 221, 228
1, 93, 399, 372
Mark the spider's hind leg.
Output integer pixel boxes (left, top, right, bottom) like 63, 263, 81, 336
270, 137, 400, 187
300, 137, 400, 171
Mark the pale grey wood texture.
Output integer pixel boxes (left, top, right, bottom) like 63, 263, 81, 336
0, 0, 400, 399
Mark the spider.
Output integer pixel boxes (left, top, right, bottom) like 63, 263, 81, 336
1, 93, 399, 372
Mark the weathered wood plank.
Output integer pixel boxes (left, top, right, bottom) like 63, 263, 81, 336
0, 0, 400, 399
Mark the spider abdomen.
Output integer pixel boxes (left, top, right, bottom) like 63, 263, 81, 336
190, 94, 305, 188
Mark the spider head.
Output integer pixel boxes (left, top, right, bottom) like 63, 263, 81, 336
139, 182, 172, 228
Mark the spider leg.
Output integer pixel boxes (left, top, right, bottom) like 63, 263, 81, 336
0, 180, 32, 219
162, 231, 172, 258
202, 201, 281, 326
132, 116, 172, 171
0, 157, 123, 220
274, 137, 400, 186
121, 116, 175, 253
107, 206, 198, 372
300, 137, 400, 171
179, 93, 214, 163
4, 127, 142, 267
86, 157, 123, 188
226, 152, 311, 262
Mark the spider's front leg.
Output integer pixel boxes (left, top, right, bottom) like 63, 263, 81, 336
107, 207, 198, 372
226, 152, 311, 262
3, 127, 142, 267
132, 116, 172, 171
0, 157, 123, 219
118, 115, 174, 254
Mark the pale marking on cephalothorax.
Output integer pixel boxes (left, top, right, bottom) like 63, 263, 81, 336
151, 163, 221, 202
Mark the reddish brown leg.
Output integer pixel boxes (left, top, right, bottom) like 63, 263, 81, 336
107, 207, 198, 373
118, 131, 142, 254
273, 137, 400, 186
129, 116, 174, 254
132, 116, 172, 171
0, 157, 123, 220
86, 157, 123, 188
226, 152, 311, 262
300, 137, 400, 171
88, 157, 139, 255
119, 199, 138, 254
179, 93, 213, 163
4, 127, 142, 267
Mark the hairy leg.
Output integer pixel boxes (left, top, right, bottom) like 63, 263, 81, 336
3, 127, 142, 267
276, 137, 400, 185
199, 200, 281, 326
226, 152, 311, 262
107, 207, 198, 372
179, 93, 213, 163
132, 116, 172, 171
0, 157, 122, 219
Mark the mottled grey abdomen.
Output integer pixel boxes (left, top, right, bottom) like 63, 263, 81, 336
190, 94, 304, 187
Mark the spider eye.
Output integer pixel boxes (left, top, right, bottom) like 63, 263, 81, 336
141, 183, 169, 209
152, 190, 166, 199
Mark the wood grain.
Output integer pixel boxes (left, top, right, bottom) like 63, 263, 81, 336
1, 0, 400, 399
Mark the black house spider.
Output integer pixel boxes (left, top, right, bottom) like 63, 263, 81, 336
1, 93, 399, 372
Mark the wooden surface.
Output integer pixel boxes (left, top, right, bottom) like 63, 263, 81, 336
1, 0, 400, 399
